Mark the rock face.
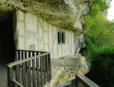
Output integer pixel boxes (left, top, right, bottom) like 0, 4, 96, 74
0, 0, 91, 86
38, 0, 91, 33
0, 0, 91, 34
45, 55, 89, 87
0, 0, 91, 54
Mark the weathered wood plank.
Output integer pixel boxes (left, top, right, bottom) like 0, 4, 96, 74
25, 51, 29, 87
46, 54, 49, 82
22, 51, 26, 86
28, 51, 32, 87
76, 74, 100, 87
48, 54, 51, 81
7, 67, 11, 87
42, 55, 45, 85
7, 50, 51, 87
45, 55, 48, 82
43, 55, 46, 84
12, 79, 24, 87
16, 51, 20, 87
7, 53, 49, 68
40, 55, 43, 87
19, 51, 23, 84
7, 67, 15, 87
32, 52, 37, 87
36, 56, 39, 87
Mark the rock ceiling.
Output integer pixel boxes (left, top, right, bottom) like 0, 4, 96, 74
0, 0, 91, 33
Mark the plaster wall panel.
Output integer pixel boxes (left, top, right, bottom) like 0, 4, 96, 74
16, 10, 75, 59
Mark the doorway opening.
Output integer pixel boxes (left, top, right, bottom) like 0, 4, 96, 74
0, 11, 16, 64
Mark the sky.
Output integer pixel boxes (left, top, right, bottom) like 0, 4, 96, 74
107, 0, 114, 21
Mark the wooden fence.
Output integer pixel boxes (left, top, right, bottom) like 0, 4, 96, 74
7, 50, 51, 87
58, 74, 100, 87
76, 74, 100, 87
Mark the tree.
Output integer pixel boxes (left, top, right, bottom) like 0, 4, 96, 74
82, 0, 114, 87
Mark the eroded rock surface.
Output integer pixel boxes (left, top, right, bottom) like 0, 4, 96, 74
45, 55, 89, 87
0, 1, 91, 87
0, 0, 91, 34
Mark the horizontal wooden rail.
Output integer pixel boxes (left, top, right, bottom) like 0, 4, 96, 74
58, 74, 100, 87
76, 74, 100, 87
12, 79, 24, 87
7, 50, 51, 87
16, 49, 49, 53
7, 53, 49, 68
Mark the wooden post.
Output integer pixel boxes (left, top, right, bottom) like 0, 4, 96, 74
36, 56, 39, 87
7, 50, 51, 87
22, 51, 26, 86
28, 51, 32, 87
48, 54, 51, 81
40, 56, 43, 87
7, 67, 14, 87
16, 51, 20, 86
75, 75, 78, 87
43, 55, 46, 84
45, 54, 48, 82
32, 52, 37, 87
7, 67, 11, 87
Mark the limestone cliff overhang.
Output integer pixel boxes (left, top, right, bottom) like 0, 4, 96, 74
46, 55, 89, 87
0, 0, 92, 34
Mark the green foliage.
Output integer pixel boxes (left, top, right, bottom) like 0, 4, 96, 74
85, 45, 114, 87
83, 0, 113, 59
85, 0, 110, 29
83, 21, 114, 59
84, 21, 114, 86
83, 0, 114, 87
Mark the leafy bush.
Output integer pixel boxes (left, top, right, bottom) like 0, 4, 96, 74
85, 46, 114, 87
83, 23, 114, 86
82, 0, 114, 87
83, 20, 114, 87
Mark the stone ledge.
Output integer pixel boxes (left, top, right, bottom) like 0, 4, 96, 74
45, 55, 89, 87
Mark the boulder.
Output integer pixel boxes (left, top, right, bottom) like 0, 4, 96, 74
45, 55, 89, 87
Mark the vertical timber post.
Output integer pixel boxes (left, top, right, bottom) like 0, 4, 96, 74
7, 67, 10, 87
7, 67, 14, 87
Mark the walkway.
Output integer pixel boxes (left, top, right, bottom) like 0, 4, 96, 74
0, 64, 7, 87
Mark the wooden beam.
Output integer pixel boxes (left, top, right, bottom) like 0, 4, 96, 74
76, 74, 100, 87
7, 53, 50, 68
12, 79, 24, 87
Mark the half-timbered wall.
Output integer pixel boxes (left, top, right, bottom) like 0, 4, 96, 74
15, 10, 75, 58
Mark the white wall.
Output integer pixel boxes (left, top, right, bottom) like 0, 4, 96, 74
15, 10, 75, 58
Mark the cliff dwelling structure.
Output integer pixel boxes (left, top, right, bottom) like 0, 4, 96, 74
0, 0, 100, 87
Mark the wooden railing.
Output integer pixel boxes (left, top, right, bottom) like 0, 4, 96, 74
58, 74, 100, 87
7, 50, 51, 87
76, 74, 100, 87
